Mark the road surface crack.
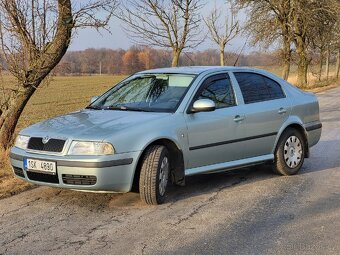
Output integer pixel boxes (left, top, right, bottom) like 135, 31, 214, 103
141, 243, 147, 255
169, 176, 248, 226
0, 197, 42, 217
1, 232, 28, 247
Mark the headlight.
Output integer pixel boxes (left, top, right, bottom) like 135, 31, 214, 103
68, 141, 114, 155
14, 135, 30, 150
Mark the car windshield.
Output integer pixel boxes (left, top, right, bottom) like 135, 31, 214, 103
88, 74, 196, 112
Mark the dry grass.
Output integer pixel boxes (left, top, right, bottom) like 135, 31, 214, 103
0, 67, 339, 199
0, 150, 36, 199
260, 65, 339, 92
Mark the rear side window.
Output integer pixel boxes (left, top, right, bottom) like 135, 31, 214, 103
198, 77, 236, 109
234, 72, 285, 104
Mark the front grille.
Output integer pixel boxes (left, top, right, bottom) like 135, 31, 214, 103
27, 171, 59, 183
27, 137, 65, 152
13, 166, 25, 178
62, 174, 97, 186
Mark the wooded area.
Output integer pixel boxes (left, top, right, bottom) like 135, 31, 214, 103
238, 0, 339, 86
52, 47, 282, 75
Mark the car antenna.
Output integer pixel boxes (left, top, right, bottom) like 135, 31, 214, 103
233, 37, 249, 67
184, 52, 195, 66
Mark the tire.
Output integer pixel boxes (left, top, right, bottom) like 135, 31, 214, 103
273, 128, 306, 176
139, 145, 170, 205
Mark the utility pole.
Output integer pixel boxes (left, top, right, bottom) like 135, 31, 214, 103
99, 61, 102, 75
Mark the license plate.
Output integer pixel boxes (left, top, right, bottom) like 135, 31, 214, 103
24, 158, 57, 175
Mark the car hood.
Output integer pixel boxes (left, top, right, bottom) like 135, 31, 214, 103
22, 109, 171, 141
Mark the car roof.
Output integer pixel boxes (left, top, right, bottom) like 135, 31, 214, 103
137, 66, 263, 75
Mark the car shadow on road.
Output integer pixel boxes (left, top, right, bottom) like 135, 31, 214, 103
166, 139, 340, 204
36, 139, 338, 209
165, 164, 277, 204
40, 164, 276, 210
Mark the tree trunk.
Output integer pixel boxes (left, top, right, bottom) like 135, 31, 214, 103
220, 50, 225, 66
0, 0, 73, 151
325, 46, 330, 80
171, 49, 181, 67
318, 60, 323, 82
295, 37, 308, 87
292, 1, 308, 88
296, 55, 308, 88
220, 43, 225, 66
0, 87, 35, 151
282, 58, 290, 81
337, 48, 340, 79
318, 48, 324, 81
281, 36, 291, 80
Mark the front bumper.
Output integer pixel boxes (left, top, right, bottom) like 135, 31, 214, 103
10, 147, 141, 192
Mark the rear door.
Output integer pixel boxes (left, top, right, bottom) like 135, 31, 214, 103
184, 73, 245, 169
232, 72, 291, 158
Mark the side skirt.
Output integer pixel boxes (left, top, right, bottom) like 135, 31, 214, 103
185, 154, 274, 176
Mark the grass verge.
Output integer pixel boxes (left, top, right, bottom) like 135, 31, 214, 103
0, 152, 35, 199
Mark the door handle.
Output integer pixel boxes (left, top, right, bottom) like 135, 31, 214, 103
278, 108, 287, 115
234, 115, 245, 122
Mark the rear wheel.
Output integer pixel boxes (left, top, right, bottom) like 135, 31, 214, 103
139, 145, 170, 205
273, 128, 305, 175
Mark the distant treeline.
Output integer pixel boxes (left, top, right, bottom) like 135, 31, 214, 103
52, 46, 282, 75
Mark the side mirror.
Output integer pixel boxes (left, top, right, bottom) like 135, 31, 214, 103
90, 96, 99, 104
190, 99, 216, 113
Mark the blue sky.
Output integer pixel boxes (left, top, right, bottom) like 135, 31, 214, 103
69, 1, 256, 53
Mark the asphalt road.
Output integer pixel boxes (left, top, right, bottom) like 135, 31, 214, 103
1, 88, 339, 255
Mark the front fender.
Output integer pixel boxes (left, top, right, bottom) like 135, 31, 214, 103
110, 114, 188, 188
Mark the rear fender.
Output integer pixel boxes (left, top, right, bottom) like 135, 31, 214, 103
273, 116, 309, 158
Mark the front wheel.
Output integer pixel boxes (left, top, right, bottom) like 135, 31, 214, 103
273, 128, 306, 175
139, 145, 170, 205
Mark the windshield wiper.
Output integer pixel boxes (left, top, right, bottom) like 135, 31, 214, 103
105, 105, 153, 112
86, 105, 102, 110
124, 107, 153, 112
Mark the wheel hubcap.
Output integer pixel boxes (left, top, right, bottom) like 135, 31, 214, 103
159, 156, 169, 196
284, 136, 303, 169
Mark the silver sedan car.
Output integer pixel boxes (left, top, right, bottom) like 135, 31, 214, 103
10, 67, 322, 205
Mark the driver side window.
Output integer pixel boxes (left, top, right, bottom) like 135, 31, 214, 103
198, 76, 236, 109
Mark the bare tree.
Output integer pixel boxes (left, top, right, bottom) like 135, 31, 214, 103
237, 0, 338, 86
117, 0, 204, 67
310, 9, 340, 81
0, 0, 116, 152
236, 0, 293, 80
330, 4, 340, 80
311, 20, 333, 81
291, 0, 338, 87
323, 18, 339, 81
204, 1, 240, 66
